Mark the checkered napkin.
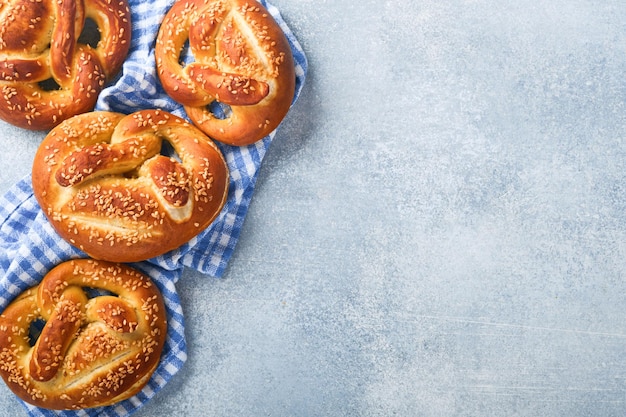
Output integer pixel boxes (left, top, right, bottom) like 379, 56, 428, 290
0, 0, 307, 415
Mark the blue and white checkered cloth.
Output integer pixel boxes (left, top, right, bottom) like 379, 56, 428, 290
0, 0, 307, 415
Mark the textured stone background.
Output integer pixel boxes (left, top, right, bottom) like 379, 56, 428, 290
0, 0, 625, 416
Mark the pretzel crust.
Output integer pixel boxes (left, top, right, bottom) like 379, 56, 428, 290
0, 259, 167, 410
0, 0, 131, 130
155, 0, 295, 146
32, 109, 229, 263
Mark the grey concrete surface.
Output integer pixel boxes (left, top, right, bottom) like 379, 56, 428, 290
0, 0, 625, 416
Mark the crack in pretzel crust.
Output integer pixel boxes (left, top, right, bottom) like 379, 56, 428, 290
155, 0, 296, 146
0, 259, 167, 410
0, 0, 131, 130
32, 109, 229, 263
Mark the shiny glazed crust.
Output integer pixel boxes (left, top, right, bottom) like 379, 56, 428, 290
32, 109, 229, 263
155, 0, 295, 146
0, 0, 131, 130
0, 259, 167, 410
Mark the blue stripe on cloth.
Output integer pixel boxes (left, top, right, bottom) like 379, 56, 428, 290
0, 0, 306, 415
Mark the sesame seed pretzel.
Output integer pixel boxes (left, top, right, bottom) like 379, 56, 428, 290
0, 259, 167, 410
156, 0, 295, 146
0, 0, 131, 130
32, 109, 229, 263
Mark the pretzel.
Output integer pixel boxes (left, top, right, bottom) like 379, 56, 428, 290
0, 0, 131, 130
155, 0, 295, 146
32, 109, 229, 263
0, 259, 167, 410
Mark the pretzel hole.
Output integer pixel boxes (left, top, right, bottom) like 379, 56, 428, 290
208, 101, 232, 120
28, 318, 46, 347
38, 78, 61, 91
83, 287, 116, 299
179, 40, 192, 67
78, 18, 101, 49
160, 140, 182, 163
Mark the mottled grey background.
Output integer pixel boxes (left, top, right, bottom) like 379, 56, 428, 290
0, 0, 625, 416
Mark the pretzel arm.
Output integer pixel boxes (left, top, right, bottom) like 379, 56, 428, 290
0, 46, 106, 129
55, 135, 162, 187
0, 56, 49, 82
87, 0, 131, 77
185, 63, 268, 105
50, 0, 83, 83
30, 287, 87, 382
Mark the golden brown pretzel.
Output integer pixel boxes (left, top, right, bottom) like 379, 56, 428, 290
0, 259, 167, 410
32, 109, 229, 263
0, 0, 131, 130
155, 0, 295, 146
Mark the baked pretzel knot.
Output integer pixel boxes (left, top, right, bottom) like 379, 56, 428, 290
0, 0, 131, 130
0, 259, 167, 410
156, 0, 296, 146
32, 109, 229, 263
